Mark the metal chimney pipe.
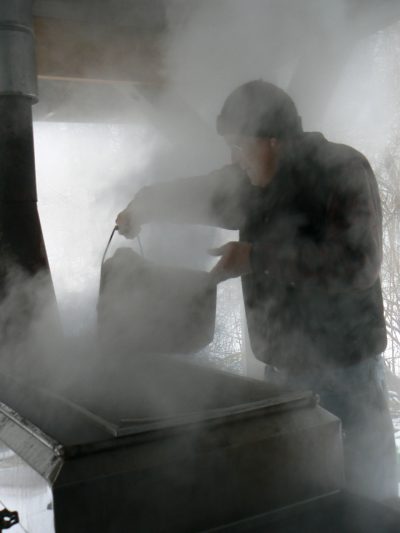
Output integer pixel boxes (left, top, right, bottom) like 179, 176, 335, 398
0, 0, 37, 99
0, 1, 55, 306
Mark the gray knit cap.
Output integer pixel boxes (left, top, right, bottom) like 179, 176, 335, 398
217, 80, 302, 139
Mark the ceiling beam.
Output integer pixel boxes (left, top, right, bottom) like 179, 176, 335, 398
34, 16, 165, 84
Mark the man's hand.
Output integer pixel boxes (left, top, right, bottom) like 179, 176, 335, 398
116, 207, 141, 239
209, 241, 252, 283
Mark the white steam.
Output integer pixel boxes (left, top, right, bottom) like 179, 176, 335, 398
1, 2, 399, 383
34, 119, 160, 334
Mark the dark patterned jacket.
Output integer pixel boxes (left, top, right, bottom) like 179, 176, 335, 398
132, 132, 387, 371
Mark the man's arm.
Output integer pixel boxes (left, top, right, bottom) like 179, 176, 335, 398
249, 159, 383, 292
117, 164, 249, 234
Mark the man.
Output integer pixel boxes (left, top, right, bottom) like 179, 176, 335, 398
116, 80, 397, 500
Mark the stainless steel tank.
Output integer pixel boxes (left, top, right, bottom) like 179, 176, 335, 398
0, 352, 343, 532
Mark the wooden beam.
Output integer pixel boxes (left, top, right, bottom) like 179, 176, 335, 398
33, 17, 165, 84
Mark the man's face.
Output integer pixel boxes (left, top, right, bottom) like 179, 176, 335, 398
225, 135, 280, 187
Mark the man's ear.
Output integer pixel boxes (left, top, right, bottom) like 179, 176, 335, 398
269, 138, 278, 148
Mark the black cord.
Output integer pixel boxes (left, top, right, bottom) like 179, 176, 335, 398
137, 234, 144, 256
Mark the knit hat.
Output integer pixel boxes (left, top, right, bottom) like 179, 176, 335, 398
217, 80, 302, 139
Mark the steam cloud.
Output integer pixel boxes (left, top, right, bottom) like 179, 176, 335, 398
0, 3, 399, 496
